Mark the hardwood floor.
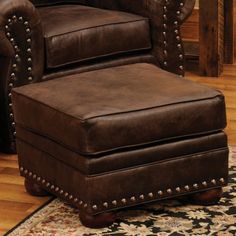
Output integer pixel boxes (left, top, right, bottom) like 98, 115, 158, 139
0, 63, 236, 235
0, 154, 51, 235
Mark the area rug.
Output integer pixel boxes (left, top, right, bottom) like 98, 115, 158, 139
6, 147, 236, 236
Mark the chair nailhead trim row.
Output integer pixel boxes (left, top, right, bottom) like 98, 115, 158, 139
5, 15, 33, 140
19, 166, 226, 213
162, 0, 185, 76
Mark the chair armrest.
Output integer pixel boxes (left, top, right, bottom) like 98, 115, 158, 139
0, 0, 44, 152
90, 0, 195, 75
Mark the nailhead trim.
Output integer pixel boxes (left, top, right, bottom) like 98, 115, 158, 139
19, 166, 226, 213
162, 1, 185, 76
4, 15, 33, 140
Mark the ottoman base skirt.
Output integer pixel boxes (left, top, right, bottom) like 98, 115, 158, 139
17, 132, 228, 228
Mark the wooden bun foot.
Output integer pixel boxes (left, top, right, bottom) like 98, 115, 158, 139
24, 178, 50, 197
79, 211, 116, 228
189, 188, 223, 206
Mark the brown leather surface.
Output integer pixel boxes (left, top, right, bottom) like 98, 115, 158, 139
17, 138, 228, 215
38, 5, 151, 68
16, 127, 228, 175
12, 63, 226, 155
0, 0, 195, 152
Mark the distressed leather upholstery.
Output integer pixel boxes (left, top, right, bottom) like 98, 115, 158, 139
38, 5, 151, 68
12, 63, 228, 217
0, 0, 195, 153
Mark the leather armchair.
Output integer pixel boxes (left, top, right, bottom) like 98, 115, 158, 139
0, 0, 195, 153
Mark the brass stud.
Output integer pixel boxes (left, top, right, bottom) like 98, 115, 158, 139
12, 64, 17, 68
24, 21, 29, 26
15, 54, 19, 59
158, 190, 163, 196
79, 201, 83, 205
202, 181, 207, 187
193, 183, 198, 189
26, 28, 31, 33
55, 187, 59, 192
74, 198, 78, 203
28, 77, 33, 81
139, 194, 144, 200
84, 204, 87, 208
121, 198, 126, 204
148, 192, 154, 198
184, 185, 190, 191
12, 15, 17, 20
46, 182, 50, 187
20, 167, 24, 171
167, 189, 172, 194
103, 202, 108, 208
42, 179, 46, 184
164, 61, 168, 66
6, 32, 11, 37
9, 83, 13, 87
14, 45, 18, 50
220, 178, 225, 183
60, 190, 64, 194
179, 65, 184, 70
8, 19, 12, 23
27, 48, 31, 53
92, 205, 97, 210
69, 195, 73, 200
176, 187, 181, 193
37, 177, 41, 181
51, 185, 55, 190
211, 179, 216, 185
112, 200, 117, 206
29, 172, 32, 176
24, 169, 28, 174
176, 11, 180, 15
33, 174, 36, 179
18, 16, 23, 21
130, 196, 136, 202
27, 38, 31, 43
64, 192, 68, 197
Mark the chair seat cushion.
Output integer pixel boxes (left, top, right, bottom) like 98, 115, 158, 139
37, 5, 151, 68
12, 63, 226, 155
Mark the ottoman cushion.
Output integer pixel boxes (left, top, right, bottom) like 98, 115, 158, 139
12, 63, 226, 155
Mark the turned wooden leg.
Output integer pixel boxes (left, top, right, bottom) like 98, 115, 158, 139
79, 211, 116, 228
189, 188, 223, 206
24, 178, 50, 197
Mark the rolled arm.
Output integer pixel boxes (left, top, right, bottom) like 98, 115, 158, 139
0, 0, 44, 152
89, 0, 195, 76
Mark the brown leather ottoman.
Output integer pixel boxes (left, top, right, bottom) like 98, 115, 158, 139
12, 63, 228, 228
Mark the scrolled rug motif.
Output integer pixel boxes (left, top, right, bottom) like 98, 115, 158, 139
6, 148, 236, 236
